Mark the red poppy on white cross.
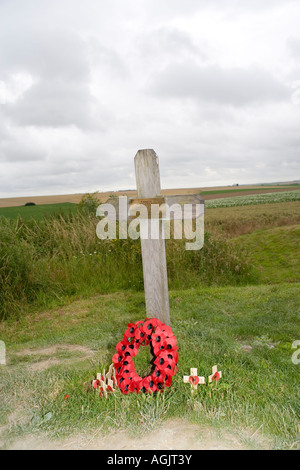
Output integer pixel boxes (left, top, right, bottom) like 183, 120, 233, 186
93, 364, 116, 398
183, 368, 205, 393
208, 365, 222, 383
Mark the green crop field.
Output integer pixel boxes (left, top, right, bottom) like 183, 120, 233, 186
0, 193, 299, 449
0, 203, 77, 221
205, 190, 300, 208
200, 185, 300, 195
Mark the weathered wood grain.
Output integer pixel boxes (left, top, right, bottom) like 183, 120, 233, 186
105, 194, 204, 220
134, 149, 171, 326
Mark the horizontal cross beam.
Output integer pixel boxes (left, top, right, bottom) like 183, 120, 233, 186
101, 194, 204, 220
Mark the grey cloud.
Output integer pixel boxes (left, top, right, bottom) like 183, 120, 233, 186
0, 114, 46, 162
0, 0, 299, 197
0, 154, 135, 196
6, 79, 93, 128
0, 27, 95, 128
137, 27, 205, 61
148, 63, 289, 106
88, 36, 129, 79
145, 0, 296, 19
0, 28, 90, 82
287, 37, 300, 58
0, 143, 43, 163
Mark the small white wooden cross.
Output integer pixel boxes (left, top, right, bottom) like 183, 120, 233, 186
93, 364, 116, 398
183, 368, 205, 393
208, 365, 222, 383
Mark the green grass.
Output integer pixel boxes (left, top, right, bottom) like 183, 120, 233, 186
1, 197, 300, 449
1, 200, 300, 321
0, 212, 256, 321
234, 225, 300, 284
0, 283, 299, 449
0, 203, 77, 221
205, 201, 300, 237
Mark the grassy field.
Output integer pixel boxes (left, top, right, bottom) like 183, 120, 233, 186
1, 182, 299, 209
0, 192, 300, 449
205, 201, 300, 237
234, 225, 300, 284
0, 284, 299, 449
0, 203, 77, 221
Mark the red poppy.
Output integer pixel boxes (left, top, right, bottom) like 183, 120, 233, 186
158, 325, 173, 337
164, 375, 173, 387
212, 372, 221, 382
152, 367, 167, 384
113, 353, 134, 379
124, 323, 137, 338
93, 379, 100, 389
152, 342, 166, 356
112, 352, 130, 370
118, 361, 136, 378
116, 338, 130, 353
119, 378, 132, 394
158, 349, 178, 365
112, 352, 122, 365
189, 376, 199, 385
129, 378, 143, 393
64, 394, 70, 399
142, 376, 157, 393
124, 342, 139, 357
153, 336, 178, 356
154, 351, 177, 374
134, 326, 146, 344
155, 381, 165, 392
142, 318, 161, 335
164, 336, 178, 350
114, 317, 178, 394
151, 329, 167, 348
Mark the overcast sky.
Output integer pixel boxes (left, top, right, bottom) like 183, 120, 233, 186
0, 0, 300, 197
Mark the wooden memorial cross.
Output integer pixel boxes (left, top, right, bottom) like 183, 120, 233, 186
93, 364, 116, 398
104, 149, 204, 326
208, 365, 222, 383
183, 368, 205, 393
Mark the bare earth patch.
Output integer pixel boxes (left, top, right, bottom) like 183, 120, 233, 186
6, 418, 270, 450
15, 344, 95, 372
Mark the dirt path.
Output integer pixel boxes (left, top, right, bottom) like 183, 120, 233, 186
15, 344, 94, 372
6, 418, 269, 450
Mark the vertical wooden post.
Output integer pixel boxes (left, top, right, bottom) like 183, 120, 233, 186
134, 149, 171, 326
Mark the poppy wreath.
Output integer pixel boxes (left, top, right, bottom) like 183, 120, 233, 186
112, 318, 178, 394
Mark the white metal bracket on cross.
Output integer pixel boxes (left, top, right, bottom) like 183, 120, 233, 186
183, 368, 205, 393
